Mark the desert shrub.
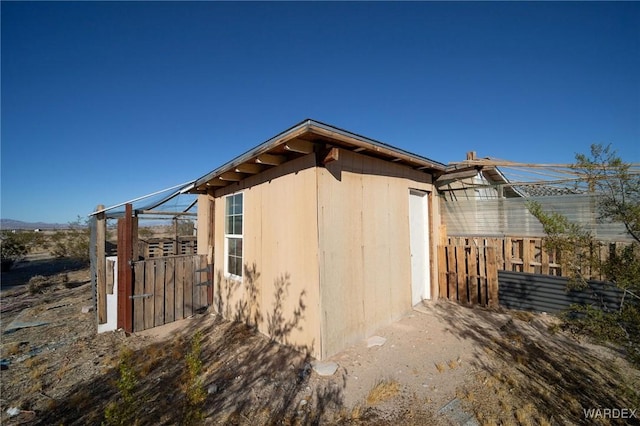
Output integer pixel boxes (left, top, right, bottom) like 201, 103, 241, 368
28, 275, 51, 294
138, 227, 154, 239
175, 219, 195, 236
1, 234, 27, 271
49, 217, 90, 263
0, 230, 46, 271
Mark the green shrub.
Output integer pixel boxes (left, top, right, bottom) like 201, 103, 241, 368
182, 330, 206, 425
103, 348, 140, 426
563, 301, 640, 366
0, 230, 46, 271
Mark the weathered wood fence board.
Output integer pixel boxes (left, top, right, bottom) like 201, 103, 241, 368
131, 254, 209, 332
437, 244, 499, 307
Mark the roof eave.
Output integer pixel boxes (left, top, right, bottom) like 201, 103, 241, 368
306, 120, 446, 172
192, 119, 312, 191
191, 119, 446, 194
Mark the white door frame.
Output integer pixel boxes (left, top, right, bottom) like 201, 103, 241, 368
409, 189, 430, 305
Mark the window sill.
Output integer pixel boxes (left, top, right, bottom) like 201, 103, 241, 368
224, 272, 242, 281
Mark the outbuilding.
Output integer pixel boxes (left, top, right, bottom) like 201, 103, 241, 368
191, 119, 446, 360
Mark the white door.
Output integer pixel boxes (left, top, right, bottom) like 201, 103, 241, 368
409, 190, 430, 305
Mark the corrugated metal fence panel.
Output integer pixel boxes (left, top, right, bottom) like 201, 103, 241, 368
498, 270, 624, 314
441, 194, 633, 242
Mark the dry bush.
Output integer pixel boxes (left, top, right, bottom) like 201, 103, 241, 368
366, 379, 400, 406
4, 342, 22, 356
28, 275, 51, 294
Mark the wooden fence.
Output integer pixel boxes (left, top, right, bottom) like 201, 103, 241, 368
131, 254, 209, 332
437, 244, 499, 306
438, 236, 630, 307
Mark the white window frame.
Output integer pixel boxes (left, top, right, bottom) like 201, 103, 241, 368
224, 192, 243, 279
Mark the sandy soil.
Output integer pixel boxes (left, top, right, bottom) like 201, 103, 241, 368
1, 256, 639, 425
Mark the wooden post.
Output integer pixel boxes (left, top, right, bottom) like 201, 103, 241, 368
95, 205, 107, 324
117, 203, 134, 332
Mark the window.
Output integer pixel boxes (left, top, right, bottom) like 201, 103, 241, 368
225, 193, 243, 277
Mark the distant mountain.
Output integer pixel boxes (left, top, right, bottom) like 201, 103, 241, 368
0, 219, 68, 230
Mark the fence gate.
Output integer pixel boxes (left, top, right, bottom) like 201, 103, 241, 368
130, 254, 210, 332
437, 244, 499, 306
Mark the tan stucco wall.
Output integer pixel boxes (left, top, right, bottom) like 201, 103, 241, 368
211, 154, 322, 358
198, 149, 440, 360
317, 149, 439, 359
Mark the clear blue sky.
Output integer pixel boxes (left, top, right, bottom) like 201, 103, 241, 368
2, 2, 639, 223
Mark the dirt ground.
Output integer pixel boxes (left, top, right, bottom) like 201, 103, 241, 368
1, 255, 639, 425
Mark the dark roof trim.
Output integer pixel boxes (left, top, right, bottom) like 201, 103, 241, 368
192, 119, 446, 192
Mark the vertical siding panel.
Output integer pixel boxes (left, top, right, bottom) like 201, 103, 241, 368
175, 257, 185, 320
456, 245, 467, 304
144, 260, 155, 330
183, 256, 193, 317
477, 245, 487, 305
133, 262, 145, 332
486, 246, 499, 307
164, 258, 175, 323
447, 245, 457, 301
468, 245, 478, 305
154, 259, 166, 326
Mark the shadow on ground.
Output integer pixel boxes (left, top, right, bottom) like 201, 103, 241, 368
1, 258, 88, 289
431, 301, 640, 425
33, 263, 350, 425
